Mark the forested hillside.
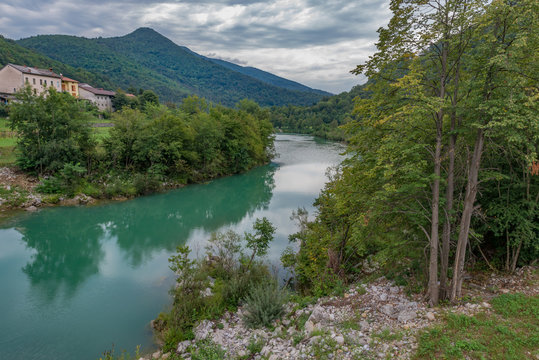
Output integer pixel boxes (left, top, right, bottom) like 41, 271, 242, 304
270, 84, 368, 140
0, 35, 113, 90
17, 28, 328, 107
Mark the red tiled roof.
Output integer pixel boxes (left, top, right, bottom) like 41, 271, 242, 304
61, 76, 79, 83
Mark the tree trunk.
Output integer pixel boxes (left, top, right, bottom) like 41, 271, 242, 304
440, 61, 460, 300
440, 127, 455, 300
428, 127, 442, 305
450, 128, 484, 302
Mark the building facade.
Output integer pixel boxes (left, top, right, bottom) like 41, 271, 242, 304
0, 64, 62, 97
79, 83, 115, 111
61, 76, 79, 98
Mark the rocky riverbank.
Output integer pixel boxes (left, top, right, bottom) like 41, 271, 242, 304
0, 166, 99, 213
143, 266, 538, 360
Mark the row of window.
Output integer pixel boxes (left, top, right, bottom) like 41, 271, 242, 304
25, 77, 60, 88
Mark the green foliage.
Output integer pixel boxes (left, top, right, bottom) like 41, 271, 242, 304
159, 220, 278, 351
16, 28, 328, 107
246, 337, 265, 356
269, 84, 368, 140
104, 101, 274, 183
241, 281, 288, 328
282, 0, 539, 301
245, 217, 276, 269
190, 340, 226, 360
10, 87, 96, 175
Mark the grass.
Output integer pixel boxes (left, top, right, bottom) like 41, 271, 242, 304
415, 293, 539, 360
93, 126, 111, 142
0, 117, 16, 166
0, 137, 16, 165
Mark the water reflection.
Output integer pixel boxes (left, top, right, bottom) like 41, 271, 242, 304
5, 164, 276, 300
0, 134, 343, 360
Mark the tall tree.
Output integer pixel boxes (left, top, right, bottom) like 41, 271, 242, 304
353, 0, 481, 304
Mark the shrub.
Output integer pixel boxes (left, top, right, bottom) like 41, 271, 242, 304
190, 340, 226, 360
242, 281, 288, 328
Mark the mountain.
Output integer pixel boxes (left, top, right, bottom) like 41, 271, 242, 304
0, 35, 114, 90
207, 58, 329, 95
17, 28, 331, 106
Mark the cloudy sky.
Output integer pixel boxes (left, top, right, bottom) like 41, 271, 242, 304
0, 0, 391, 93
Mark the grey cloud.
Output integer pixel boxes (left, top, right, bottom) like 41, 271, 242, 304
0, 0, 390, 92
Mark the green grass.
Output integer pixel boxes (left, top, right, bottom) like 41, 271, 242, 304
0, 117, 10, 131
0, 135, 17, 166
93, 127, 111, 142
415, 293, 539, 360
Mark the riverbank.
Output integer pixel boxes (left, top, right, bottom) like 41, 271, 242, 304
0, 166, 180, 215
141, 266, 538, 360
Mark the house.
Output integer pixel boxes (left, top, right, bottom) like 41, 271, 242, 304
61, 76, 79, 98
78, 83, 115, 111
0, 63, 62, 98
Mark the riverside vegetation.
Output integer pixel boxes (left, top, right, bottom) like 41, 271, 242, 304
1, 87, 274, 208
137, 0, 537, 358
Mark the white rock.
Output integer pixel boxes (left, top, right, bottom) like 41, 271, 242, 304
177, 340, 191, 353
305, 320, 315, 334
380, 293, 388, 301
308, 305, 326, 323
194, 320, 213, 341
398, 310, 417, 323
152, 351, 161, 359
380, 304, 394, 316
335, 336, 345, 345
426, 312, 435, 321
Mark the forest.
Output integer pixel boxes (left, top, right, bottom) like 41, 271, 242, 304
8, 87, 275, 198
283, 0, 539, 304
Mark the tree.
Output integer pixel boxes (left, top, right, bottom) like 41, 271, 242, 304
245, 217, 276, 270
139, 90, 159, 109
353, 0, 482, 304
10, 87, 96, 175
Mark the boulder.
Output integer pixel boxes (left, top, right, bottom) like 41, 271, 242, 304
397, 310, 417, 323
194, 320, 213, 341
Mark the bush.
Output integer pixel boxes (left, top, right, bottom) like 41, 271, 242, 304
242, 281, 288, 328
36, 163, 86, 196
0, 103, 8, 117
190, 340, 226, 360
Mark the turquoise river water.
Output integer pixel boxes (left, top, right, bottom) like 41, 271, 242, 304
0, 134, 343, 360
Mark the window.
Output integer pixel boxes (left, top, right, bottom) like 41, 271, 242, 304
25, 77, 29, 83
33, 78, 36, 85
33, 89, 37, 95
40, 79, 42, 85
44, 80, 47, 86
72, 85, 75, 91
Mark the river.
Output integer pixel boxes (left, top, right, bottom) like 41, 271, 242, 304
0, 134, 343, 360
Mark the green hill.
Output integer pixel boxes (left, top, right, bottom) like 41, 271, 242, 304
270, 84, 369, 140
17, 28, 329, 107
0, 35, 114, 90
